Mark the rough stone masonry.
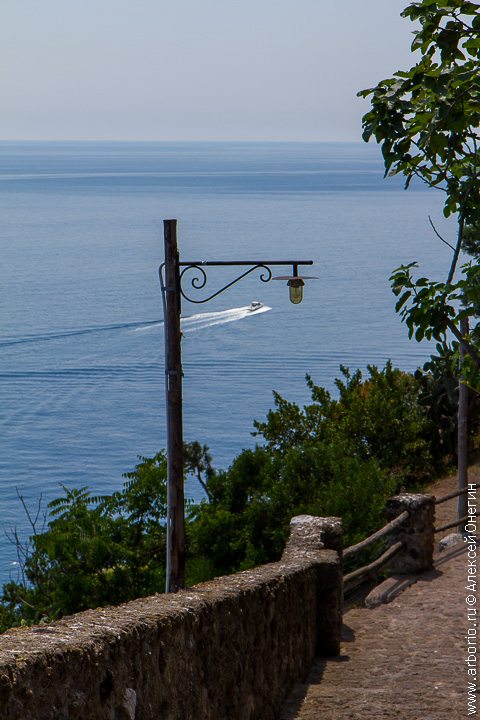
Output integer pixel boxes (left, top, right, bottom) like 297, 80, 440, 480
0, 516, 342, 720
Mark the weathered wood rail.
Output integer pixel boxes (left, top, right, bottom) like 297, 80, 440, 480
342, 510, 409, 592
434, 483, 478, 534
343, 541, 404, 592
342, 483, 478, 595
343, 511, 409, 560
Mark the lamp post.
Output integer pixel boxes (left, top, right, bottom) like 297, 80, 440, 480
159, 218, 316, 593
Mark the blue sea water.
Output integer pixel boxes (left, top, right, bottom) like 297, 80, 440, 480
0, 141, 455, 586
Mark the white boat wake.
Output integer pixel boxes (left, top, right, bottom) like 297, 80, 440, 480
182, 305, 271, 333
133, 305, 271, 334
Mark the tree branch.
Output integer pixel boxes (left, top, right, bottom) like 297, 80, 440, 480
446, 212, 466, 285
195, 471, 212, 501
428, 215, 456, 251
445, 316, 480, 367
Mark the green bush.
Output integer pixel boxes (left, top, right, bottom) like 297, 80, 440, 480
1, 361, 456, 631
415, 343, 480, 463
189, 362, 435, 576
1, 454, 168, 629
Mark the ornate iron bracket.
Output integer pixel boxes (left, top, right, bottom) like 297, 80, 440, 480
159, 258, 314, 307
178, 263, 273, 304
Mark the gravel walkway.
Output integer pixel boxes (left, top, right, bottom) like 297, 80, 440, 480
279, 470, 479, 720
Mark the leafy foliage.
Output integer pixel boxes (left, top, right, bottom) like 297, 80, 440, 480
389, 256, 480, 388
1, 361, 464, 632
359, 0, 480, 219
1, 453, 169, 629
414, 342, 480, 458
359, 0, 480, 374
189, 363, 435, 576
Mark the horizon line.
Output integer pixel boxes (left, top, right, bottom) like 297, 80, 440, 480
0, 138, 368, 144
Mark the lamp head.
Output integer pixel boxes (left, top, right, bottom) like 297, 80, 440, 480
287, 277, 305, 304
272, 273, 318, 304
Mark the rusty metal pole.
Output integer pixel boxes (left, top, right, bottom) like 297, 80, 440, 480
164, 219, 185, 592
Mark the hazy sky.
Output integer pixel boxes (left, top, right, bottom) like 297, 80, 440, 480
1, 0, 419, 141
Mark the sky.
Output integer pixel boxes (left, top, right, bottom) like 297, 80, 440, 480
1, 0, 419, 142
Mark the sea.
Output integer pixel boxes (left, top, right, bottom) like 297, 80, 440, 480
0, 141, 456, 587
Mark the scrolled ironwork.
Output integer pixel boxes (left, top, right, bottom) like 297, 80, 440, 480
180, 264, 208, 294
179, 263, 273, 304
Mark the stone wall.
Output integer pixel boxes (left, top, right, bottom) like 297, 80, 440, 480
0, 519, 341, 720
386, 493, 435, 573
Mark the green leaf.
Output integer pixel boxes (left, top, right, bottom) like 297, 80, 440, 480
395, 291, 412, 312
415, 326, 425, 342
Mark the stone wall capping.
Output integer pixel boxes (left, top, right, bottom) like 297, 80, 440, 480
0, 522, 342, 720
2, 492, 443, 720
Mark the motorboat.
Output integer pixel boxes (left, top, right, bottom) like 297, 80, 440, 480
248, 301, 264, 312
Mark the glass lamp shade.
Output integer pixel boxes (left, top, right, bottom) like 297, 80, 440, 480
287, 278, 304, 304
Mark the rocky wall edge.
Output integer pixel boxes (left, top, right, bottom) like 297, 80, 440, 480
0, 549, 340, 720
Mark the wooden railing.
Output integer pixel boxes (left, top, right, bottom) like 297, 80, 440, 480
341, 484, 477, 596
434, 484, 478, 534
343, 510, 409, 593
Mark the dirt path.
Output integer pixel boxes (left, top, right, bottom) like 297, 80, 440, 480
279, 470, 478, 720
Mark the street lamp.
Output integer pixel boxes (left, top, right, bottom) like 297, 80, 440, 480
271, 267, 318, 305
288, 278, 304, 304
159, 219, 317, 593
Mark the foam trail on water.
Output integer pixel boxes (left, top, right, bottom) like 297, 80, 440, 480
0, 307, 271, 346
133, 322, 164, 333
181, 308, 246, 324
0, 319, 162, 346
182, 305, 271, 333
133, 306, 271, 334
